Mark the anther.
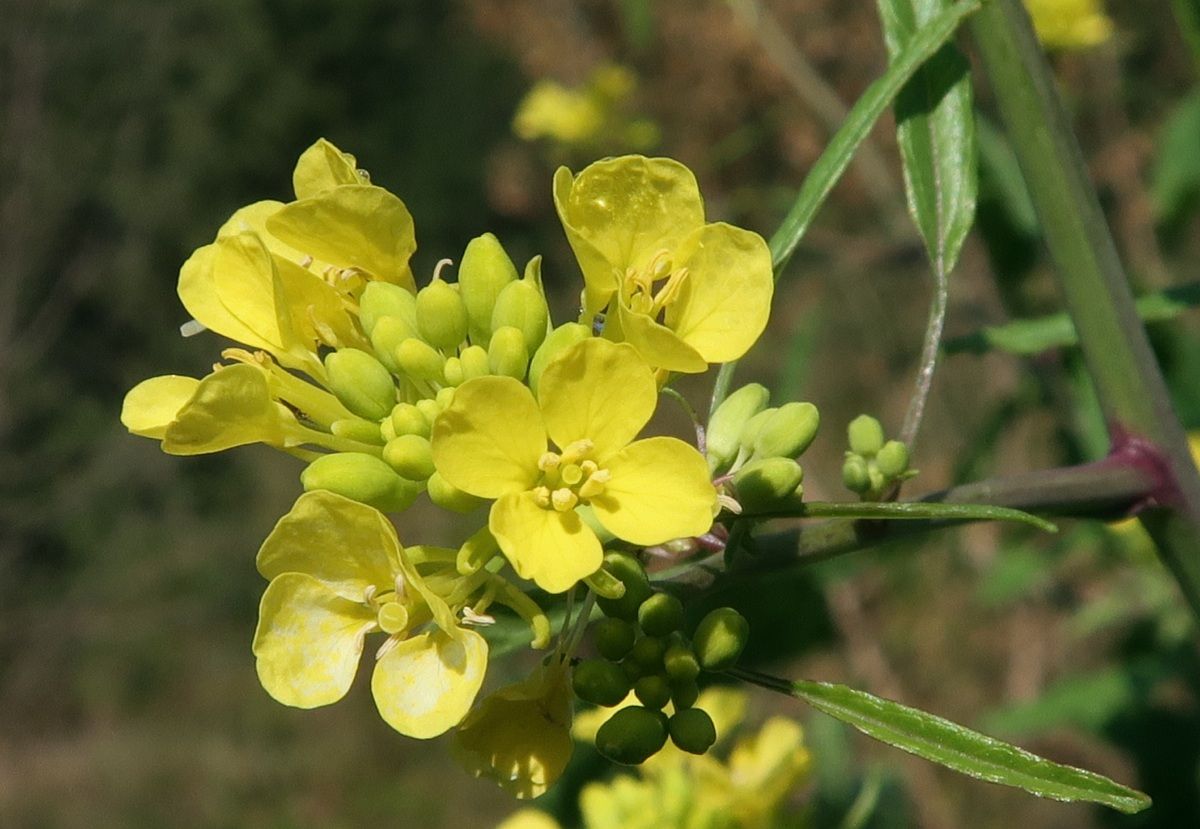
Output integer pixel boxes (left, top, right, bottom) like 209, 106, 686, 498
533, 486, 552, 508
560, 439, 594, 464
578, 468, 611, 499
551, 488, 579, 512
538, 452, 562, 472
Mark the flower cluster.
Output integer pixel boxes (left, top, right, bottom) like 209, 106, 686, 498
121, 139, 779, 796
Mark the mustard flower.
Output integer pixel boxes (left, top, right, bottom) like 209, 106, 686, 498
1025, 0, 1114, 50
554, 156, 773, 373
431, 338, 716, 593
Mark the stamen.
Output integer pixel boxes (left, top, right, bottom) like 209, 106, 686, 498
717, 493, 743, 514
363, 584, 378, 604
577, 468, 611, 499
532, 486, 553, 509
560, 439, 594, 464
461, 607, 496, 626
551, 488, 579, 512
179, 319, 207, 338
375, 635, 401, 661
580, 460, 598, 476
538, 452, 562, 473
299, 254, 314, 268
394, 573, 408, 601
432, 257, 455, 281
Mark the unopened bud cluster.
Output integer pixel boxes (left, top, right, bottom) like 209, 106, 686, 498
841, 414, 916, 500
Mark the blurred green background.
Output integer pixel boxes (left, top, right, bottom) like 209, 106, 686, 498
3, 0, 1200, 826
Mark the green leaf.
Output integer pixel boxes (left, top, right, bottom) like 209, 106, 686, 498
878, 0, 977, 273
741, 499, 1058, 533
732, 670, 1152, 814
1152, 89, 1200, 230
769, 0, 982, 276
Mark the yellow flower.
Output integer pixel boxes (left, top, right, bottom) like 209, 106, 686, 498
252, 491, 489, 738
497, 810, 563, 829
454, 661, 574, 799
431, 338, 716, 593
725, 718, 811, 827
554, 156, 773, 373
1024, 0, 1114, 50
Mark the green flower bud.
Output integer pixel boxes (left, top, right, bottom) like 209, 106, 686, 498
442, 356, 464, 386
415, 398, 442, 423
459, 232, 518, 345
671, 678, 700, 710
330, 417, 384, 445
324, 349, 396, 422
706, 383, 770, 473
737, 407, 777, 455
435, 386, 456, 409
693, 607, 749, 671
848, 414, 885, 456
628, 636, 665, 673
594, 617, 637, 661
382, 434, 435, 480
621, 658, 645, 682
733, 457, 804, 511
595, 706, 669, 766
664, 639, 701, 684
634, 675, 672, 710
459, 344, 490, 380
529, 322, 591, 396
842, 454, 872, 494
487, 325, 529, 379
426, 471, 485, 513
395, 338, 446, 383
416, 279, 468, 352
668, 708, 716, 755
380, 418, 396, 442
369, 315, 420, 373
876, 439, 910, 477
638, 593, 685, 637
752, 401, 820, 460
390, 403, 430, 438
491, 257, 549, 354
300, 452, 420, 513
596, 552, 653, 620
573, 659, 632, 707
359, 282, 417, 338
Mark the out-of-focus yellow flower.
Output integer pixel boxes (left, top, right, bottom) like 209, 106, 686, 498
554, 156, 773, 373
497, 810, 563, 829
1025, 0, 1114, 50
514, 81, 607, 145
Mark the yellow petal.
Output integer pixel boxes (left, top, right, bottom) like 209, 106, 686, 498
256, 491, 401, 600
292, 138, 362, 199
275, 255, 361, 349
538, 338, 656, 458
430, 377, 545, 499
371, 627, 488, 738
591, 436, 715, 545
266, 185, 417, 290
162, 363, 290, 454
178, 243, 275, 352
490, 491, 602, 594
666, 223, 773, 363
497, 809, 563, 829
252, 572, 376, 708
610, 299, 707, 374
120, 375, 200, 438
211, 231, 294, 353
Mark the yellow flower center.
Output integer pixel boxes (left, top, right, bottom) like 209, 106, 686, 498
533, 438, 611, 512
622, 248, 689, 322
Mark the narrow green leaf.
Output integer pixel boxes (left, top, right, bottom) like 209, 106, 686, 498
732, 670, 1152, 814
769, 0, 982, 276
741, 499, 1057, 533
878, 0, 977, 273
1152, 90, 1200, 229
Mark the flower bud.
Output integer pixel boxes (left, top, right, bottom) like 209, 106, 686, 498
572, 659, 631, 707
359, 282, 417, 338
663, 639, 700, 684
848, 414, 885, 456
733, 457, 804, 510
458, 344, 490, 380
634, 675, 672, 710
324, 349, 396, 421
487, 326, 529, 379
427, 470, 485, 513
638, 592, 685, 637
369, 315, 420, 373
876, 439, 910, 477
300, 452, 421, 512
671, 678, 700, 710
330, 417, 384, 445
380, 418, 396, 442
415, 398, 442, 423
595, 706, 669, 765
706, 383, 770, 473
390, 402, 430, 438
737, 407, 777, 455
842, 454, 872, 494
596, 552, 653, 620
395, 337, 446, 383
383, 434, 435, 480
491, 257, 549, 354
751, 401, 820, 460
628, 636, 665, 673
668, 708, 716, 755
529, 322, 590, 396
435, 386, 456, 409
416, 278, 468, 351
693, 607, 749, 671
594, 617, 637, 661
459, 233, 518, 345
442, 356, 464, 386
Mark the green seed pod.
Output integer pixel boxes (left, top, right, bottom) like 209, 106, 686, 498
733, 457, 804, 511
359, 281, 417, 338
668, 708, 716, 755
671, 678, 700, 710
693, 607, 749, 671
737, 407, 777, 456
594, 617, 637, 661
628, 636, 665, 673
458, 344, 490, 380
459, 233, 519, 345
390, 402, 430, 438
329, 417, 384, 445
842, 454, 872, 494
487, 325, 529, 379
426, 471, 484, 513
596, 552, 653, 620
491, 259, 550, 355
664, 639, 701, 684
300, 452, 421, 513
634, 675, 672, 710
395, 338, 446, 384
706, 383, 770, 473
416, 279, 468, 352
876, 439, 910, 477
382, 434, 435, 480
324, 349, 396, 422
638, 593, 685, 637
528, 322, 591, 396
572, 658, 632, 707
751, 401, 820, 460
848, 414, 885, 457
595, 706, 669, 766
369, 315, 419, 373
442, 356, 464, 387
